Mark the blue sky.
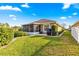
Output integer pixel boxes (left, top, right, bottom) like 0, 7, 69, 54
0, 3, 79, 26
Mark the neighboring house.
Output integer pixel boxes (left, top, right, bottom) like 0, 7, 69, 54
69, 21, 79, 31
71, 21, 79, 43
22, 19, 63, 35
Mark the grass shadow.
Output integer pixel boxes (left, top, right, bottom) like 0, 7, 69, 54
31, 39, 52, 56
31, 36, 60, 56
29, 35, 45, 38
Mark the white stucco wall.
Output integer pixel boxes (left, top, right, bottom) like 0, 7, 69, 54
71, 27, 79, 43
58, 26, 63, 32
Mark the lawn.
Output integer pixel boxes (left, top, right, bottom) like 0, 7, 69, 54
0, 30, 79, 56
0, 36, 50, 56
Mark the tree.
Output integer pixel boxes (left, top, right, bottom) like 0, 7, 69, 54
12, 26, 22, 32
0, 23, 10, 28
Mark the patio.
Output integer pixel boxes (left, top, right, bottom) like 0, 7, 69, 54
27, 32, 47, 36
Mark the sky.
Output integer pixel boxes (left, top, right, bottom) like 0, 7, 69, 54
0, 3, 79, 27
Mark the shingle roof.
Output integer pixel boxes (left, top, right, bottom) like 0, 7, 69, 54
22, 19, 64, 29
22, 19, 56, 26
32, 19, 56, 24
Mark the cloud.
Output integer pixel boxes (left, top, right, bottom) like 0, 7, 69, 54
68, 16, 72, 18
9, 14, 17, 20
21, 3, 30, 8
32, 13, 36, 16
60, 17, 67, 19
62, 3, 72, 9
67, 12, 78, 19
63, 3, 79, 10
0, 5, 21, 11
12, 17, 16, 20
9, 15, 16, 18
72, 12, 78, 15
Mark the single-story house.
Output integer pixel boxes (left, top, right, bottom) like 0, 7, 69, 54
22, 19, 64, 35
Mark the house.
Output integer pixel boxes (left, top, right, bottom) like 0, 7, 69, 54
69, 21, 79, 31
70, 21, 79, 30
22, 19, 64, 35
71, 21, 79, 43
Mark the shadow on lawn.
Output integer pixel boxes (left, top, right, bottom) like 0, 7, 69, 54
31, 39, 52, 56
31, 36, 59, 56
30, 35, 45, 38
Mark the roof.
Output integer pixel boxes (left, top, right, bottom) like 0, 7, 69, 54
32, 19, 56, 24
22, 19, 64, 28
23, 19, 56, 26
72, 21, 79, 27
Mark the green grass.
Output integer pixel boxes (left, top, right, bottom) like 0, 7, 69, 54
0, 36, 50, 56
0, 30, 79, 56
35, 31, 79, 56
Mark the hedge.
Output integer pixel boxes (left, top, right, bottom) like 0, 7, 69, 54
0, 26, 27, 46
14, 31, 27, 37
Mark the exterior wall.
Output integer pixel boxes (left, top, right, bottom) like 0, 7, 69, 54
22, 23, 63, 33
51, 24, 63, 32
58, 26, 63, 32
71, 27, 79, 43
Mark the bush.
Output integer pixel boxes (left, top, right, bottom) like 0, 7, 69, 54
0, 27, 14, 46
14, 31, 26, 37
0, 24, 27, 46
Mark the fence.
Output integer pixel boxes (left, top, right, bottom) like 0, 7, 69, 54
71, 27, 79, 43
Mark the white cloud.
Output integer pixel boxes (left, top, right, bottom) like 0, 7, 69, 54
32, 13, 36, 16
9, 15, 16, 18
63, 3, 79, 10
21, 3, 30, 8
72, 12, 78, 15
60, 17, 67, 19
0, 5, 21, 11
67, 12, 77, 18
62, 3, 72, 9
12, 17, 16, 20
68, 16, 72, 18
9, 14, 17, 20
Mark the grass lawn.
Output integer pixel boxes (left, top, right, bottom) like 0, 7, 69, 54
0, 30, 79, 56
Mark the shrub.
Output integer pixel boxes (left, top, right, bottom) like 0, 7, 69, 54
14, 31, 26, 37
0, 27, 14, 46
